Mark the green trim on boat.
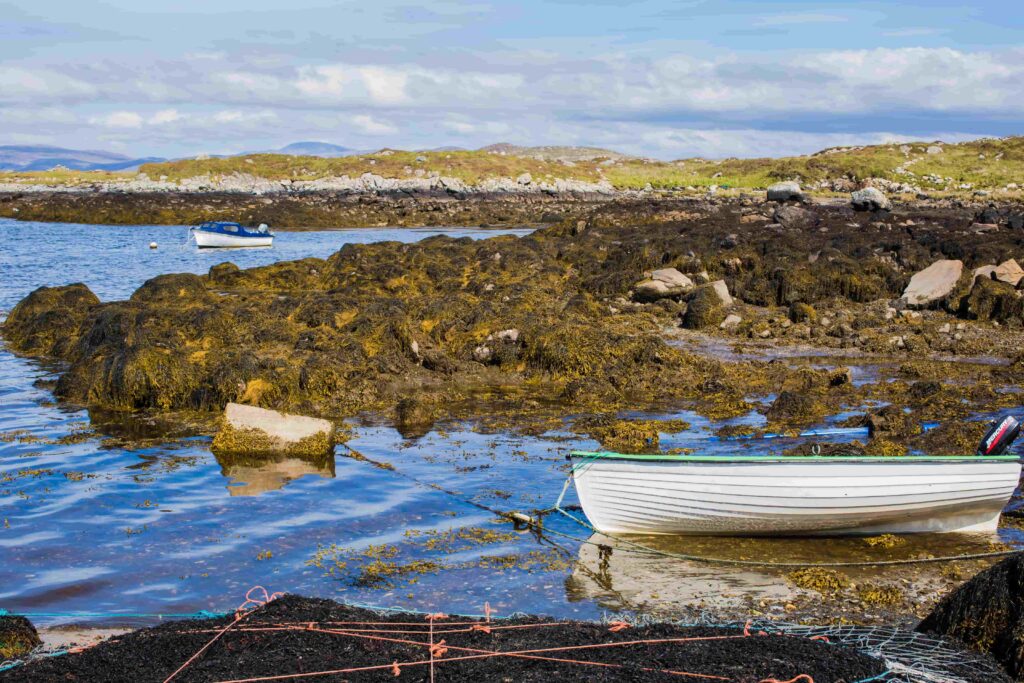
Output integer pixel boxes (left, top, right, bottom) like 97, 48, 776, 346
569, 450, 1022, 464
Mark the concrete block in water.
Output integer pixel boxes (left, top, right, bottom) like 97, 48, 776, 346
212, 402, 335, 457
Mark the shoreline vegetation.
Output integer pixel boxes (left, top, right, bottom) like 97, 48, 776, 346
5, 195, 1024, 456
0, 136, 1021, 228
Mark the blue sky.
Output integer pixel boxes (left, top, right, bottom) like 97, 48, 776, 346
1, 0, 1022, 158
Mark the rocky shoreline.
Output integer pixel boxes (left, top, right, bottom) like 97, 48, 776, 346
5, 194, 1024, 448
0, 189, 615, 228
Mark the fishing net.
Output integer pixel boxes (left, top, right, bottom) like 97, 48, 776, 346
4, 592, 1007, 683
670, 615, 1004, 683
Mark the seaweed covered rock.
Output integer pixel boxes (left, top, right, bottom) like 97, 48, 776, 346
0, 614, 41, 660
961, 277, 1024, 324
918, 554, 1024, 679
682, 282, 730, 329
394, 396, 437, 439
788, 301, 817, 324
866, 405, 920, 439
911, 419, 988, 454
766, 390, 826, 424
130, 273, 211, 304
8, 197, 1024, 426
1, 283, 99, 356
580, 418, 690, 453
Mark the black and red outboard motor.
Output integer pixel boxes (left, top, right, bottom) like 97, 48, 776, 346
978, 415, 1022, 455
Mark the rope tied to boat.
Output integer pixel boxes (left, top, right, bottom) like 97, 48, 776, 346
549, 453, 1024, 568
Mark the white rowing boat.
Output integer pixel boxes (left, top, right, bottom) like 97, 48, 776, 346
190, 221, 274, 248
569, 451, 1022, 536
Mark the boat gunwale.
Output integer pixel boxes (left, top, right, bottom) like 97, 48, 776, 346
570, 450, 1022, 464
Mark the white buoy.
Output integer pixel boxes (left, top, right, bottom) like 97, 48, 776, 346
149, 242, 158, 249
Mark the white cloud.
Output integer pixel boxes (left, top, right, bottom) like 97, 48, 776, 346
0, 66, 96, 103
2, 45, 1022, 158
90, 111, 144, 128
358, 66, 410, 105
351, 114, 397, 135
149, 109, 183, 125
295, 64, 411, 105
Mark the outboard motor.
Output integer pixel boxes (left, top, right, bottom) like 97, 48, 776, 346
978, 415, 1021, 455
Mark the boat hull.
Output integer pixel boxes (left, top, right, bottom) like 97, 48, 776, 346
570, 454, 1022, 536
193, 230, 273, 248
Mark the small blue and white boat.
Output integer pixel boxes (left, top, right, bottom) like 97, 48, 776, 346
190, 221, 274, 248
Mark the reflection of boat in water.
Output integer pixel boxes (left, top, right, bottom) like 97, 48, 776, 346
190, 221, 274, 248
565, 530, 1009, 613
214, 450, 335, 496
567, 533, 789, 610
569, 450, 1022, 536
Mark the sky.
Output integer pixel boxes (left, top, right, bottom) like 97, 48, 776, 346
1, 0, 1023, 159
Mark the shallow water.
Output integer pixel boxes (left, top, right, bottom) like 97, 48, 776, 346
1, 218, 1022, 627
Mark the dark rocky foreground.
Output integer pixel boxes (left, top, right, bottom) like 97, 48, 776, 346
919, 553, 1024, 680
0, 190, 606, 228
5, 196, 1024, 447
1, 595, 889, 682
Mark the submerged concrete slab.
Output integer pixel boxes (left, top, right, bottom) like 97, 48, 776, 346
214, 403, 335, 457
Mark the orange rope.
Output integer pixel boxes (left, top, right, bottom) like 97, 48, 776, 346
146, 587, 825, 683
163, 586, 281, 683
214, 626, 733, 683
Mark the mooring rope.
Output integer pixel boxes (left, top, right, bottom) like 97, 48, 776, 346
548, 472, 1024, 569
339, 443, 1024, 569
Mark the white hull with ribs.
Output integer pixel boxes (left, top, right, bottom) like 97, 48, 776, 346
569, 453, 1022, 536
192, 231, 273, 248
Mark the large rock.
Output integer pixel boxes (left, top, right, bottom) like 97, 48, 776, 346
211, 402, 335, 457
994, 259, 1024, 287
709, 280, 734, 307
960, 277, 1024, 323
974, 265, 998, 283
633, 268, 694, 302
766, 181, 804, 202
918, 554, 1024, 679
766, 390, 826, 423
682, 282, 732, 329
901, 259, 964, 308
851, 187, 891, 211
0, 614, 41, 660
773, 205, 816, 229
0, 283, 99, 356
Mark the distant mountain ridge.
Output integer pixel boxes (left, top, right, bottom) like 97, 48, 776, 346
0, 145, 164, 172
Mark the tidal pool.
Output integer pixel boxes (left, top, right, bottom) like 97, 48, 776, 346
1, 218, 1022, 628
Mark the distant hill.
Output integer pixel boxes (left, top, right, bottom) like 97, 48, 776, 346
271, 142, 355, 158
0, 145, 164, 171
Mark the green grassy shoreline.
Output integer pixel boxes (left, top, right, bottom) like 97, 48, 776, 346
2, 136, 1022, 193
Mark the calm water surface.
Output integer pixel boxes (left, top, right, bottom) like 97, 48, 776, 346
1, 218, 1021, 626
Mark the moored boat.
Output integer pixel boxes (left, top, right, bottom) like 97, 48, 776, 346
569, 451, 1022, 536
190, 221, 274, 248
